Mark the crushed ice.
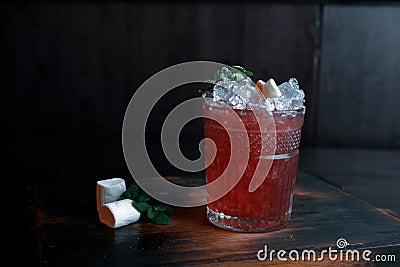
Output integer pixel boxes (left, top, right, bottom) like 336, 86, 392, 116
204, 66, 305, 111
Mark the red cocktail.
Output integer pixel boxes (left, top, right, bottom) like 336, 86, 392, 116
204, 100, 305, 232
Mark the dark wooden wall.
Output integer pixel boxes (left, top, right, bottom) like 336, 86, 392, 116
4, 2, 400, 178
317, 5, 400, 148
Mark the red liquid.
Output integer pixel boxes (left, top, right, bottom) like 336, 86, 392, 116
203, 102, 304, 232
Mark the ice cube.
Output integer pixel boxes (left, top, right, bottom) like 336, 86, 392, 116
262, 98, 275, 112
207, 68, 307, 111
213, 66, 233, 81
278, 79, 304, 100
211, 79, 268, 110
279, 83, 298, 99
273, 98, 292, 111
231, 71, 248, 83
213, 81, 235, 101
214, 66, 251, 83
288, 78, 299, 90
232, 80, 267, 108
291, 99, 305, 110
273, 78, 306, 110
217, 80, 237, 90
213, 81, 248, 109
213, 86, 229, 101
228, 95, 247, 110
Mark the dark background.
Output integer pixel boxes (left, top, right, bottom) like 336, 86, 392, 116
6, 2, 400, 181
2, 1, 400, 263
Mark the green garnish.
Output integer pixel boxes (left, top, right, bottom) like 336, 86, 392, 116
231, 65, 253, 77
119, 182, 172, 225
201, 64, 254, 94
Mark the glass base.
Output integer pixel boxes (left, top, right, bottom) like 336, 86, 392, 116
206, 206, 290, 232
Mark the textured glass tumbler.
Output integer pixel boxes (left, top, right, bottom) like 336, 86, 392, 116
204, 103, 305, 232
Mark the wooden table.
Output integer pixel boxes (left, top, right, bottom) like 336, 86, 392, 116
32, 149, 400, 266
299, 148, 400, 215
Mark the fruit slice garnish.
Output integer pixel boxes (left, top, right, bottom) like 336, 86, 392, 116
256, 80, 265, 93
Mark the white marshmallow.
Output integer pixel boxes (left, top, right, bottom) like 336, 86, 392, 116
263, 78, 282, 98
96, 178, 126, 211
99, 199, 141, 228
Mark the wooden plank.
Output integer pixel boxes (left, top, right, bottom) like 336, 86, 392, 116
300, 147, 400, 215
36, 171, 400, 266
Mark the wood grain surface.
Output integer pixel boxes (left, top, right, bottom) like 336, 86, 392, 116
300, 148, 400, 215
35, 171, 400, 266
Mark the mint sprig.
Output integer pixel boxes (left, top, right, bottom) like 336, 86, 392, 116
231, 65, 253, 77
119, 182, 172, 225
200, 64, 254, 94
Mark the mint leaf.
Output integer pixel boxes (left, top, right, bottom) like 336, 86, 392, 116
119, 184, 139, 200
231, 65, 253, 77
153, 203, 169, 212
119, 181, 173, 225
137, 192, 151, 203
147, 207, 155, 219
232, 65, 246, 73
152, 212, 171, 225
134, 202, 151, 212
244, 70, 253, 76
